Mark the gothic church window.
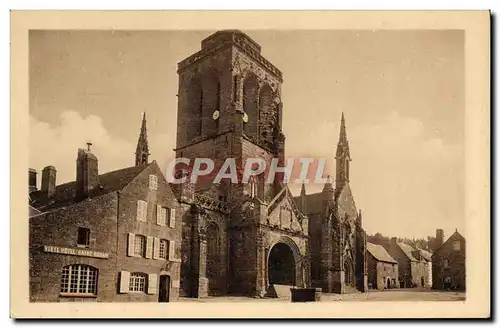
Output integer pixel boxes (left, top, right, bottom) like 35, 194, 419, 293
243, 74, 259, 136
187, 78, 203, 140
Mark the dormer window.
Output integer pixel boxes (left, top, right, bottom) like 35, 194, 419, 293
149, 175, 158, 191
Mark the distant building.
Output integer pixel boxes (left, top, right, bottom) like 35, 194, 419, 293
384, 238, 429, 288
431, 229, 466, 291
29, 115, 182, 302
416, 248, 432, 288
366, 242, 399, 290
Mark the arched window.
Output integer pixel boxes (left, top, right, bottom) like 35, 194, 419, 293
129, 272, 148, 292
258, 84, 273, 142
345, 158, 350, 180
187, 78, 203, 140
243, 73, 259, 136
60, 264, 98, 296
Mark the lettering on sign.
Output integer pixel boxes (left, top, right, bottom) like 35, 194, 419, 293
43, 245, 109, 259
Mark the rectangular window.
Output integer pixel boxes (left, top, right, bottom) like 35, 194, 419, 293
156, 205, 168, 226
137, 200, 147, 222
60, 264, 98, 296
159, 239, 168, 260
129, 273, 147, 292
149, 175, 158, 191
443, 259, 449, 268
77, 228, 90, 247
453, 241, 460, 251
134, 235, 146, 257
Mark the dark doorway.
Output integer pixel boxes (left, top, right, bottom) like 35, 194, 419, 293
206, 223, 221, 295
268, 243, 295, 285
344, 259, 355, 287
386, 278, 391, 289
421, 277, 425, 287
158, 275, 170, 302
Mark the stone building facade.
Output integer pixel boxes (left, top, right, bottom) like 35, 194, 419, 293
29, 115, 182, 302
431, 230, 466, 291
295, 114, 368, 294
384, 238, 429, 288
366, 242, 399, 290
173, 30, 310, 298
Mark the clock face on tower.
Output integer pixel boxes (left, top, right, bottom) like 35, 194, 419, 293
212, 110, 220, 120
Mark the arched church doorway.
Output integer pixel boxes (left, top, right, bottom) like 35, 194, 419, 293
268, 243, 296, 286
344, 258, 355, 287
386, 278, 391, 289
206, 223, 221, 295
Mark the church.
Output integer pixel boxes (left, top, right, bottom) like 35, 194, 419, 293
172, 30, 368, 297
28, 30, 368, 302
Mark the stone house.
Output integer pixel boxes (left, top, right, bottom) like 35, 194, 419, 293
431, 230, 466, 291
416, 248, 432, 288
29, 115, 182, 302
384, 238, 428, 288
366, 242, 399, 290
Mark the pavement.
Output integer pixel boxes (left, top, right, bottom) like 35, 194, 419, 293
177, 288, 466, 302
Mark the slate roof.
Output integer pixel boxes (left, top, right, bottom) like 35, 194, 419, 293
397, 242, 418, 262
29, 163, 150, 212
417, 248, 432, 262
367, 242, 397, 264
293, 192, 326, 214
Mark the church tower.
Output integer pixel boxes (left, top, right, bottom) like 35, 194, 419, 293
175, 31, 309, 298
135, 112, 149, 166
335, 113, 351, 195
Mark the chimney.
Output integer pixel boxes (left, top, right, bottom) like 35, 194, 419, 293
29, 168, 38, 193
76, 143, 99, 200
436, 229, 444, 247
41, 166, 57, 198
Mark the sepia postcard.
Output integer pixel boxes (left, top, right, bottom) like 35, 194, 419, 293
10, 10, 490, 319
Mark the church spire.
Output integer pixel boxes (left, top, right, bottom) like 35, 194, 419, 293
336, 112, 350, 158
335, 113, 351, 192
300, 182, 307, 196
322, 175, 334, 193
135, 112, 149, 166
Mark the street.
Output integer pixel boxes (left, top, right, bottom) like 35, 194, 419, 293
177, 288, 466, 302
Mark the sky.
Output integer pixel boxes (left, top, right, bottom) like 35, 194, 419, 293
29, 30, 464, 239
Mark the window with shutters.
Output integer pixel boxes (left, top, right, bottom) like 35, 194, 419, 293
157, 206, 167, 226
77, 228, 90, 248
149, 175, 158, 191
60, 264, 98, 296
129, 272, 147, 292
134, 235, 146, 257
137, 200, 147, 222
159, 239, 169, 260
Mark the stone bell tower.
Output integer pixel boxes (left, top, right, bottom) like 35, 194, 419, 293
176, 30, 309, 298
